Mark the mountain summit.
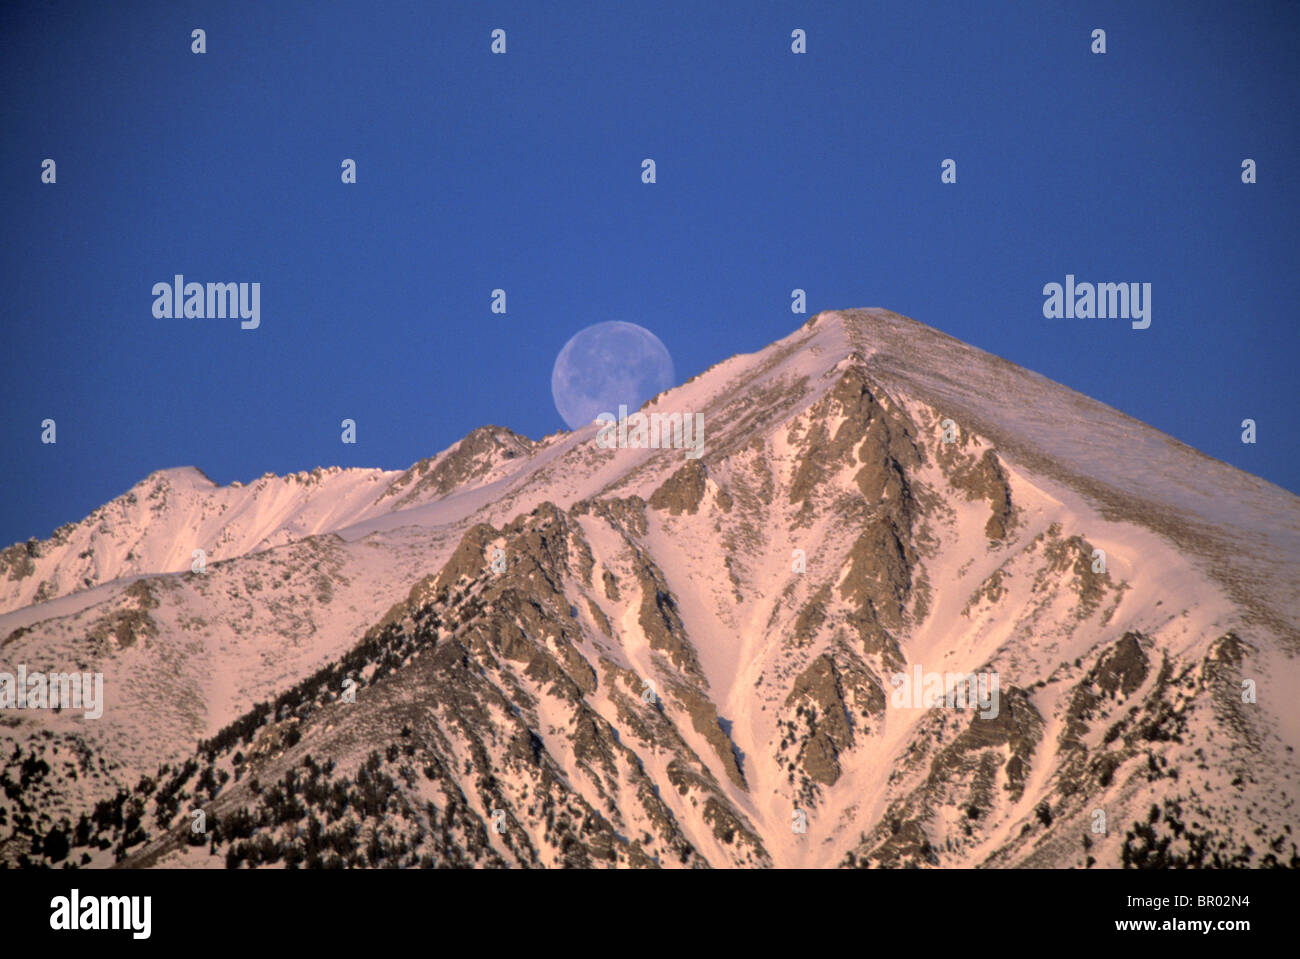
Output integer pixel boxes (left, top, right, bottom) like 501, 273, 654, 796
3, 309, 1297, 868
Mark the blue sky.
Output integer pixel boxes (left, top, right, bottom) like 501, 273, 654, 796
1, 0, 1296, 548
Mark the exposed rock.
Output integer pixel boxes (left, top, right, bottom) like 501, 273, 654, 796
648, 460, 708, 516
381, 426, 533, 506
944, 447, 1014, 540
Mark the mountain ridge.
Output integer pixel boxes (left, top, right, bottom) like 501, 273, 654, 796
3, 308, 1296, 869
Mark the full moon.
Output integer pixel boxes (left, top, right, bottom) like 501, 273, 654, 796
551, 321, 676, 430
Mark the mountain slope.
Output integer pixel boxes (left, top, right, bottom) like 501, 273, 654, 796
3, 308, 1296, 869
0, 426, 539, 617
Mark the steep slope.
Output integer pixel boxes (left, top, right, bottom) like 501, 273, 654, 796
3, 309, 1296, 869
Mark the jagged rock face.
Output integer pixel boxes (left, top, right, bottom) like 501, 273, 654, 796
380, 426, 535, 507
649, 461, 708, 516
782, 653, 885, 789
2, 309, 1297, 869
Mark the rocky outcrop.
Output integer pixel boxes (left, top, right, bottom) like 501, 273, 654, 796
380, 426, 534, 506
648, 460, 709, 516
943, 446, 1014, 540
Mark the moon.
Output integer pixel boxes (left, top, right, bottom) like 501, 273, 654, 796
551, 321, 676, 430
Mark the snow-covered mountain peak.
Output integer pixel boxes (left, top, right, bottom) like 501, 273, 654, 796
3, 308, 1297, 870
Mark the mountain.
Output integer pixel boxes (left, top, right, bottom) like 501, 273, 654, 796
2, 308, 1297, 869
0, 424, 538, 616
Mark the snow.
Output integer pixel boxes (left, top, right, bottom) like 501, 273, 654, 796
4, 307, 1296, 869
